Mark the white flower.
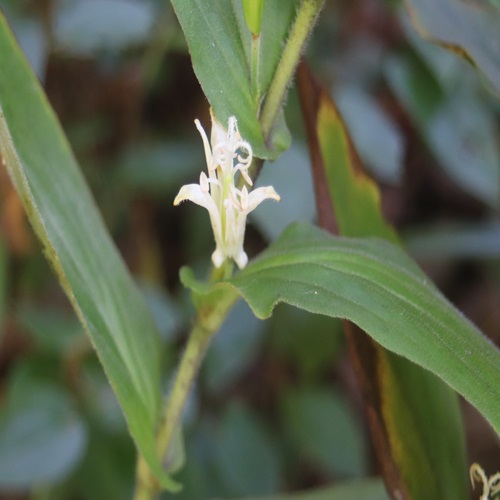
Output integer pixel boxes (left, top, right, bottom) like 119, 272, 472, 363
470, 463, 500, 500
174, 110, 280, 269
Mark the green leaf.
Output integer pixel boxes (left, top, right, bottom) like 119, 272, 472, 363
204, 300, 265, 394
315, 98, 397, 241
171, 0, 295, 159
214, 403, 283, 497
384, 53, 443, 127
241, 478, 389, 500
269, 306, 343, 381
405, 221, 500, 260
281, 387, 367, 478
242, 0, 264, 35
404, 0, 500, 93
334, 86, 404, 185
209, 222, 500, 434
3, 12, 47, 80
254, 0, 299, 96
173, 425, 220, 500
0, 381, 87, 490
72, 428, 136, 500
385, 54, 500, 207
0, 14, 177, 491
299, 70, 469, 498
16, 303, 82, 354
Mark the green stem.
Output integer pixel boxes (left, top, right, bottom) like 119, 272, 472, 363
134, 290, 237, 500
134, 455, 157, 500
259, 0, 324, 139
155, 325, 211, 457
211, 259, 234, 281
251, 33, 261, 105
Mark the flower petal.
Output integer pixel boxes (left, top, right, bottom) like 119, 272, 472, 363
235, 164, 253, 187
173, 183, 223, 244
194, 119, 213, 172
245, 186, 281, 212
210, 109, 228, 155
211, 248, 225, 268
234, 250, 248, 269
174, 183, 207, 207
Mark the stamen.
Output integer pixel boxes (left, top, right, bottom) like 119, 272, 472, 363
212, 143, 227, 171
240, 186, 249, 210
490, 472, 500, 495
234, 165, 253, 186
227, 116, 238, 143
237, 153, 251, 164
227, 189, 242, 211
234, 140, 252, 158
199, 173, 221, 194
199, 172, 209, 193
194, 119, 213, 170
470, 463, 492, 500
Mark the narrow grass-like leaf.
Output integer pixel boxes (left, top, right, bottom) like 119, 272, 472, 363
0, 14, 177, 490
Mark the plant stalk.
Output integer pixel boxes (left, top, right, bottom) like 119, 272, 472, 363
134, 455, 158, 500
259, 0, 324, 140
134, 289, 236, 500
251, 33, 261, 105
156, 324, 212, 459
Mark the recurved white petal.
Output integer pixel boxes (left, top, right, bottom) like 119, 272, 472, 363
173, 183, 223, 244
174, 183, 209, 208
246, 186, 281, 212
194, 119, 213, 172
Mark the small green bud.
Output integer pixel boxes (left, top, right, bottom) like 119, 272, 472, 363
242, 0, 264, 35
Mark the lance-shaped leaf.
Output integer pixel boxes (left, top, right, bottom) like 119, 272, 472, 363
181, 222, 500, 437
404, 0, 500, 93
296, 63, 469, 498
0, 14, 177, 491
171, 0, 298, 159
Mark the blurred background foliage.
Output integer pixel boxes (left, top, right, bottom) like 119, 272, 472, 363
0, 0, 499, 498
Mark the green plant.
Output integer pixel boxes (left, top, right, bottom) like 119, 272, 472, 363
0, 1, 499, 499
